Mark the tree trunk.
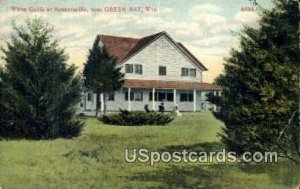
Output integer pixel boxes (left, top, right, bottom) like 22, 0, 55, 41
103, 92, 107, 115
95, 93, 100, 117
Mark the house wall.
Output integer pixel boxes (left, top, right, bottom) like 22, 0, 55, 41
78, 89, 216, 114
119, 35, 203, 83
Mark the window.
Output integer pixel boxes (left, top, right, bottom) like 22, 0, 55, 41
188, 93, 194, 101
166, 93, 174, 101
134, 92, 143, 101
181, 67, 197, 77
149, 92, 158, 101
190, 68, 196, 77
158, 92, 165, 101
180, 93, 187, 101
135, 65, 143, 74
125, 91, 134, 101
159, 66, 166, 76
125, 91, 143, 101
149, 92, 173, 102
125, 64, 133, 73
87, 93, 93, 101
125, 64, 142, 74
180, 93, 193, 102
108, 93, 115, 101
181, 68, 189, 76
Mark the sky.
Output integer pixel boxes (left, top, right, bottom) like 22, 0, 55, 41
0, 0, 274, 83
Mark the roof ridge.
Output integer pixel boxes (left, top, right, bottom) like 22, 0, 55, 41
98, 31, 166, 41
98, 34, 140, 40
141, 31, 165, 39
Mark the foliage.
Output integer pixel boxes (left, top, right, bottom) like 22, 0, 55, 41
99, 109, 175, 126
0, 18, 83, 139
83, 36, 124, 116
208, 0, 300, 163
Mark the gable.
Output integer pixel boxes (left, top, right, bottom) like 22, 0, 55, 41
122, 35, 204, 82
124, 32, 208, 71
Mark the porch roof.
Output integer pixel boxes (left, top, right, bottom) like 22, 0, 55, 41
123, 79, 222, 91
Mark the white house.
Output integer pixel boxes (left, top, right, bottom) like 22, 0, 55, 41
78, 31, 221, 115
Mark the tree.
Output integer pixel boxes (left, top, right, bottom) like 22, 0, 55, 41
83, 36, 124, 116
0, 18, 83, 139
208, 0, 300, 163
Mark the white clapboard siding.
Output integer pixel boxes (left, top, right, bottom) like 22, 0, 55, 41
119, 35, 203, 82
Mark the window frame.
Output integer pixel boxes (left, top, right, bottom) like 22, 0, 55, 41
189, 68, 196, 77
180, 92, 194, 102
125, 64, 143, 74
125, 91, 134, 101
87, 93, 93, 102
134, 64, 143, 75
125, 91, 143, 101
125, 64, 134, 73
158, 66, 167, 76
149, 92, 173, 102
134, 91, 143, 101
166, 93, 174, 101
108, 92, 115, 101
181, 67, 189, 77
181, 67, 197, 77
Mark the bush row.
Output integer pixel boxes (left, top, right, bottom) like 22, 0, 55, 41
99, 109, 174, 126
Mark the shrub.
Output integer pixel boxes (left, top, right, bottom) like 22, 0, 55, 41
99, 109, 174, 126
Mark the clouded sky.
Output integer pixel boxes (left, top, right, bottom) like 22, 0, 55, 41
0, 0, 273, 82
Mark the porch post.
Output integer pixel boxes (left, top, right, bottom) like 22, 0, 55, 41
91, 93, 94, 111
193, 89, 196, 112
83, 92, 86, 111
173, 89, 176, 106
213, 91, 217, 111
128, 88, 131, 111
152, 88, 155, 110
100, 93, 104, 112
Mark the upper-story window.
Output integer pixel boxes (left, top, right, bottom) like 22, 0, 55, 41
181, 67, 196, 77
125, 64, 133, 73
158, 66, 167, 76
135, 65, 143, 74
125, 64, 142, 74
190, 69, 196, 77
181, 68, 189, 76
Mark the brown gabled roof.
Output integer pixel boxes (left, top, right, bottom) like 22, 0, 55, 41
98, 31, 208, 71
98, 32, 162, 64
124, 79, 221, 91
98, 34, 140, 63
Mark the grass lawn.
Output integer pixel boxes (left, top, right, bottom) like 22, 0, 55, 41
0, 112, 299, 189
